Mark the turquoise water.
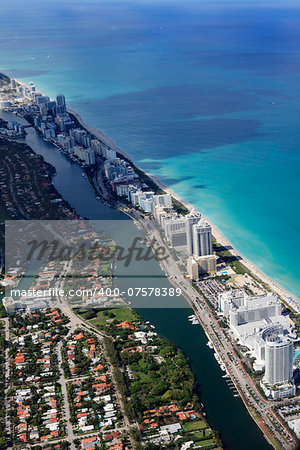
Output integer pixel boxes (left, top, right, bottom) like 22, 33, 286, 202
0, 110, 270, 449
1, 0, 300, 298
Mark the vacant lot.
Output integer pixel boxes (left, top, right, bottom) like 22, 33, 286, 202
90, 307, 138, 328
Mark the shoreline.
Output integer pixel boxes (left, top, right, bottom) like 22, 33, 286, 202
68, 109, 299, 306
5, 73, 300, 307
2, 74, 298, 449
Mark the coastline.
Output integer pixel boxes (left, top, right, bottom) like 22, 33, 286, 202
5, 74, 299, 306
67, 108, 299, 307
67, 107, 134, 163
2, 74, 299, 449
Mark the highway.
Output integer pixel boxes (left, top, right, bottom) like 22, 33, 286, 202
135, 213, 298, 450
91, 166, 299, 449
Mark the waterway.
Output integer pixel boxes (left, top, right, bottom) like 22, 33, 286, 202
0, 110, 271, 449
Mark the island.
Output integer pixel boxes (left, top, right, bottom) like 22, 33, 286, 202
0, 72, 300, 450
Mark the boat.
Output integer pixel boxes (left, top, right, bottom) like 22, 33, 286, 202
82, 172, 86, 177
188, 314, 196, 321
191, 318, 200, 325
206, 340, 214, 349
214, 352, 221, 363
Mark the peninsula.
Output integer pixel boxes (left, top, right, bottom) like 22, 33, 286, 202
1, 72, 300, 450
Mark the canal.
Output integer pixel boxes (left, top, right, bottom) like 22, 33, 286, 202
1, 111, 271, 450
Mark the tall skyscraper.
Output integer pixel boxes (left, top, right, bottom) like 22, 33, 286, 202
56, 94, 67, 114
264, 334, 293, 385
163, 209, 201, 252
192, 219, 213, 257
185, 209, 202, 254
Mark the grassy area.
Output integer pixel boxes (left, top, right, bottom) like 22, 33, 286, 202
77, 306, 221, 448
117, 155, 163, 194
172, 197, 190, 215
90, 307, 138, 328
183, 419, 208, 431
193, 429, 211, 438
194, 438, 216, 448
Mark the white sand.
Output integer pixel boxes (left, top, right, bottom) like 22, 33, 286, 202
11, 76, 300, 307
71, 109, 299, 305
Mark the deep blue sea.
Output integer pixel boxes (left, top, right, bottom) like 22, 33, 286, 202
1, 0, 300, 297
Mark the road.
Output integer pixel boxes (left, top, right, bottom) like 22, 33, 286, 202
93, 161, 299, 449
57, 336, 76, 450
4, 259, 137, 449
54, 263, 140, 448
3, 318, 12, 449
136, 214, 298, 450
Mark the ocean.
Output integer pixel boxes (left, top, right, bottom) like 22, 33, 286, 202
1, 0, 300, 297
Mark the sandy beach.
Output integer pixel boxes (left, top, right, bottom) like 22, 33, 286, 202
67, 107, 134, 163
147, 174, 299, 304
7, 75, 300, 308
67, 108, 299, 307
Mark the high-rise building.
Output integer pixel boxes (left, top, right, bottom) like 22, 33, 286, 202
187, 257, 199, 280
153, 194, 172, 208
229, 295, 282, 327
70, 128, 91, 148
264, 334, 293, 386
218, 289, 247, 315
46, 100, 57, 116
153, 206, 173, 224
57, 134, 71, 151
43, 128, 56, 140
140, 197, 153, 213
163, 209, 201, 252
56, 94, 67, 114
163, 216, 187, 249
105, 148, 117, 160
187, 255, 217, 280
84, 147, 96, 165
164, 216, 186, 237
185, 209, 202, 254
192, 219, 213, 257
36, 95, 50, 105
56, 116, 74, 132
29, 81, 36, 92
